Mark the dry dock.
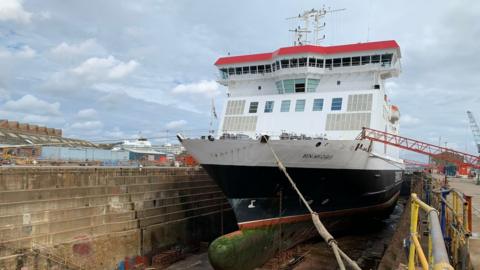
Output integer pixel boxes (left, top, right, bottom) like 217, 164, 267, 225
0, 166, 236, 270
1, 168, 477, 270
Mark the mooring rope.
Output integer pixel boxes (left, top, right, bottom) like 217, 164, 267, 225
264, 137, 361, 270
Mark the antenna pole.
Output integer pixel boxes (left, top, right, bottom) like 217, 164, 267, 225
287, 7, 345, 46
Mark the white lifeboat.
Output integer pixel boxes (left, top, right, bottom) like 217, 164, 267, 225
389, 105, 400, 123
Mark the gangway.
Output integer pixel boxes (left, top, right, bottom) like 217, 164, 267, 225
358, 127, 480, 169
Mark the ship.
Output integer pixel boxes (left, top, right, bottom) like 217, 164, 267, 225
178, 9, 404, 270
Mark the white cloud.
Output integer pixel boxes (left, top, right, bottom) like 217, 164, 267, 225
104, 127, 125, 139
77, 108, 97, 120
125, 26, 146, 38
0, 45, 35, 58
71, 56, 139, 80
51, 39, 101, 56
0, 0, 32, 23
4, 94, 61, 116
165, 119, 187, 129
402, 114, 421, 125
0, 88, 10, 101
172, 80, 219, 98
16, 45, 35, 58
70, 120, 103, 130
44, 56, 139, 91
38, 11, 50, 20
108, 60, 139, 79
22, 114, 64, 125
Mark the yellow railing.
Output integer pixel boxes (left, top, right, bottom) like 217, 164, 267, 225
430, 188, 472, 269
409, 193, 454, 270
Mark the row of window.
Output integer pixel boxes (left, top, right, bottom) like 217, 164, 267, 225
219, 53, 394, 78
248, 98, 343, 113
275, 78, 320, 94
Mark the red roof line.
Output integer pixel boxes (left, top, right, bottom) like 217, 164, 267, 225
215, 40, 400, 65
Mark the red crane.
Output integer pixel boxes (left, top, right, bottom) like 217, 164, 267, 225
357, 127, 480, 169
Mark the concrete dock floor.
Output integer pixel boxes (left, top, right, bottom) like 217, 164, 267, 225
448, 177, 480, 269
166, 252, 213, 270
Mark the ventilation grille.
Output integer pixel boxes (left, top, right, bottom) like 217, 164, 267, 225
225, 100, 246, 115
222, 116, 257, 132
347, 94, 373, 111
326, 113, 371, 131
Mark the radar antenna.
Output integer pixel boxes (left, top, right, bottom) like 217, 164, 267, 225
287, 7, 346, 46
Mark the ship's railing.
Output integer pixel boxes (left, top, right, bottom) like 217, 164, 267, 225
216, 132, 329, 141
409, 193, 453, 270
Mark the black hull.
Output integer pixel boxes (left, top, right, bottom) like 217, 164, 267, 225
202, 164, 402, 227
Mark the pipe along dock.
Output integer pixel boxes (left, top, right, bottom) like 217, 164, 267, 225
0, 167, 477, 269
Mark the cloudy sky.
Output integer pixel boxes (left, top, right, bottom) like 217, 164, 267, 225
0, 0, 479, 159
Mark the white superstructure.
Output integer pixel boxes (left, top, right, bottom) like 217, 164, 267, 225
215, 40, 401, 159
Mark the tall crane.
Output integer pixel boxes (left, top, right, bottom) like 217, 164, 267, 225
467, 111, 480, 153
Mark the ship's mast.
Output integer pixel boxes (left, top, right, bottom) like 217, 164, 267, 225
287, 7, 346, 46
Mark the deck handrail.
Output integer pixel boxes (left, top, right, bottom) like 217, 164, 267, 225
409, 193, 453, 270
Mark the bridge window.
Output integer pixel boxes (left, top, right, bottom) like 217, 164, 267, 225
281, 100, 291, 112
264, 101, 274, 113
371, 55, 380, 63
228, 68, 235, 75
333, 58, 341, 67
352, 56, 360, 66
381, 53, 393, 64
265, 64, 272, 73
290, 58, 298, 68
309, 57, 316, 67
242, 66, 249, 74
361, 56, 370, 65
295, 99, 306, 112
248, 102, 259, 113
258, 65, 265, 74
276, 61, 280, 70
325, 59, 332, 69
299, 57, 307, 67
342, 57, 351, 67
331, 98, 343, 111
235, 67, 242, 75
281, 60, 289, 68
250, 66, 257, 74
313, 99, 324, 111
316, 59, 324, 68
220, 68, 228, 79
294, 78, 306, 93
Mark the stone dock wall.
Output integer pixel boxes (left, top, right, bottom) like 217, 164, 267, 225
0, 166, 235, 270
